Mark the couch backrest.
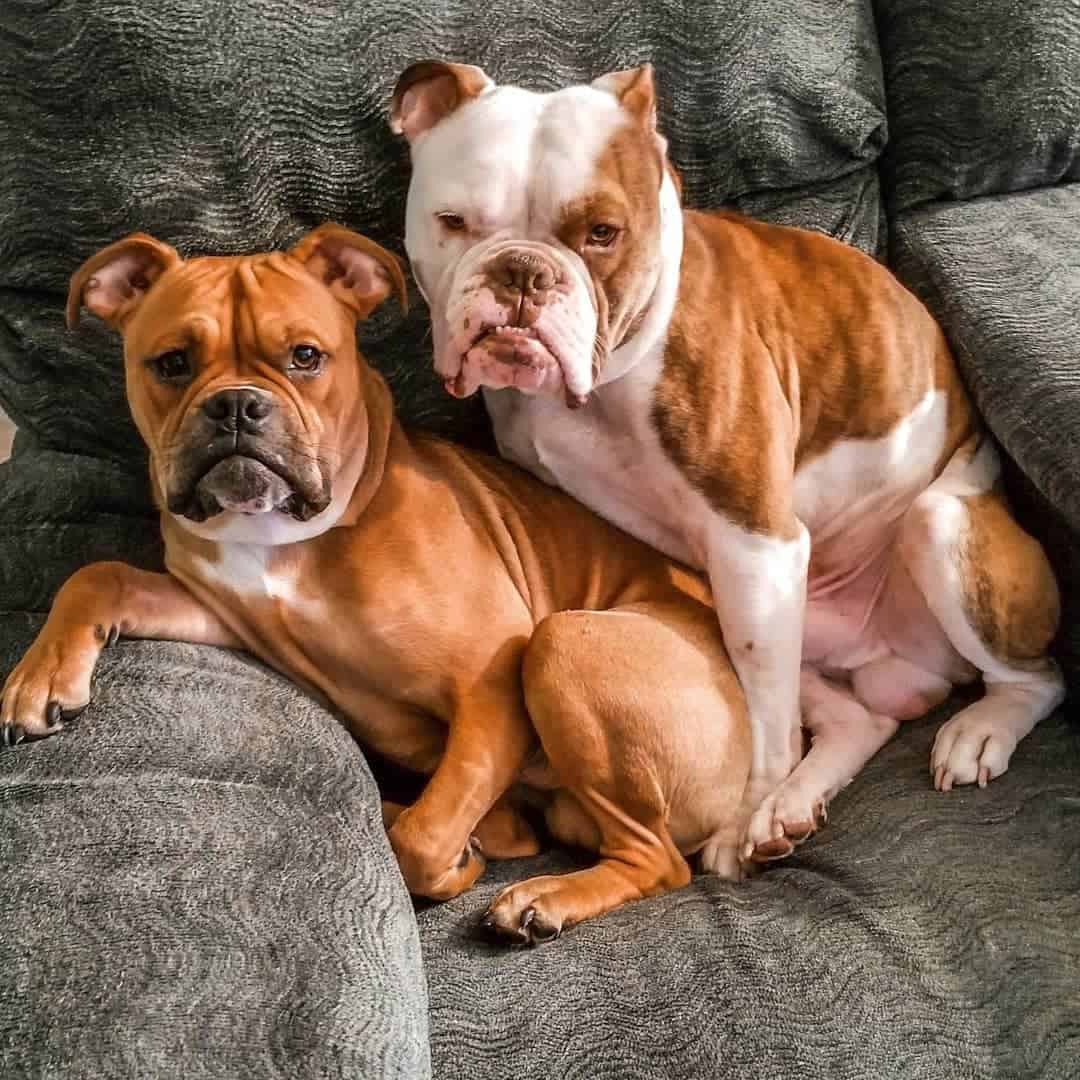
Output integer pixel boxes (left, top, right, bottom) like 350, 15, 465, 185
876, 0, 1080, 215
0, 0, 886, 463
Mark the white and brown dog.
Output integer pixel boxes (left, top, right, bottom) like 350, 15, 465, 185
392, 60, 1065, 864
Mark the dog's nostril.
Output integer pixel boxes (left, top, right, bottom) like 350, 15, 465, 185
202, 394, 231, 422
503, 265, 530, 292
242, 395, 273, 422
530, 265, 555, 292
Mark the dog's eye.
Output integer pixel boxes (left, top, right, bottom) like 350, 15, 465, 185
289, 344, 324, 373
437, 212, 467, 232
151, 349, 192, 382
587, 223, 620, 248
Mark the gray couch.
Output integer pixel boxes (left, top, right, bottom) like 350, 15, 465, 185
1, 2, 1078, 1077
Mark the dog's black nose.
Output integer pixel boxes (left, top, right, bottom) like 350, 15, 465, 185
201, 388, 274, 433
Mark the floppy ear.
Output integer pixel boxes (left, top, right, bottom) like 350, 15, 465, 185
390, 60, 494, 144
592, 63, 659, 134
67, 233, 182, 329
289, 224, 408, 320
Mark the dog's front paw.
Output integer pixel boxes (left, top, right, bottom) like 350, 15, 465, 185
479, 876, 568, 946
931, 708, 1016, 792
742, 784, 826, 864
698, 832, 748, 880
388, 815, 487, 902
0, 628, 102, 748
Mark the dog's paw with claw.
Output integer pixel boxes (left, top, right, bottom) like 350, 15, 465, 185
479, 876, 569, 946
742, 785, 827, 864
0, 629, 103, 749
931, 710, 1016, 792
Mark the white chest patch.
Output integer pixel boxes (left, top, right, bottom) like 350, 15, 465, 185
486, 351, 715, 569
190, 542, 296, 604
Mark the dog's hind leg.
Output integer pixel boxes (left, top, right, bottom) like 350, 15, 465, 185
482, 600, 750, 945
895, 438, 1065, 791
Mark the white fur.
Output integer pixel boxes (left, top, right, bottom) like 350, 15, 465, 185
405, 74, 1065, 859
405, 83, 635, 398
189, 540, 284, 600
793, 389, 947, 539
743, 667, 900, 860
706, 517, 809, 789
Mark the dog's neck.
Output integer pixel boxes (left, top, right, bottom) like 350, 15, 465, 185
333, 369, 396, 531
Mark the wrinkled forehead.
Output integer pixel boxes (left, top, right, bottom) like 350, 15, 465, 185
127, 254, 349, 356
410, 83, 632, 228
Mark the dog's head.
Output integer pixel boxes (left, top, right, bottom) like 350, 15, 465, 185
67, 225, 406, 543
392, 61, 681, 407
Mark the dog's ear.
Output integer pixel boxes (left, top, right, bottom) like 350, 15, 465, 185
593, 64, 676, 189
290, 224, 408, 320
592, 63, 659, 134
67, 233, 182, 330
390, 60, 494, 144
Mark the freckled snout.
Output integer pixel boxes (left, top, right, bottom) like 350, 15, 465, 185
439, 242, 596, 407
430, 226, 600, 408
488, 248, 561, 325
461, 246, 565, 395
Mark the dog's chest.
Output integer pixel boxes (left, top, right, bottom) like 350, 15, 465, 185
184, 542, 334, 665
183, 539, 455, 712
484, 378, 712, 569
190, 542, 301, 611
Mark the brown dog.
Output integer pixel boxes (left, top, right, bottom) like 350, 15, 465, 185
0, 225, 750, 943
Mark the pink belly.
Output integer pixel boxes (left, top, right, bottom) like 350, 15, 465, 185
803, 548, 892, 669
803, 542, 971, 687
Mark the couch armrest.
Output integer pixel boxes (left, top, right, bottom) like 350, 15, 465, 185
0, 618, 430, 1078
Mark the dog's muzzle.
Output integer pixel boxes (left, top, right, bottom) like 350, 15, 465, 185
166, 388, 331, 523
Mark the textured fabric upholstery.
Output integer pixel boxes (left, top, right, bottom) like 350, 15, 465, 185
419, 699, 1080, 1080
2, 0, 1079, 1076
876, 0, 1080, 212
0, 0, 886, 464
0, 593, 429, 1080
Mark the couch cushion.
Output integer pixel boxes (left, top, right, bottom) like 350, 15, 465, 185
890, 183, 1080, 690
0, 0, 885, 462
0, 448, 161, 614
876, 0, 1080, 213
0, 619, 430, 1079
419, 700, 1080, 1079
734, 169, 886, 259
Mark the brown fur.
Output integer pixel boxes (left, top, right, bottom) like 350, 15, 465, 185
1, 227, 750, 943
558, 118, 665, 371
653, 210, 978, 536
960, 491, 1060, 661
